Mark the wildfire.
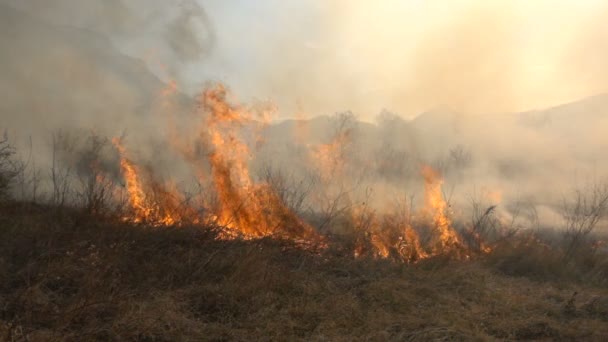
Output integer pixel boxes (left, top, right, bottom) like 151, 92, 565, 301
106, 82, 497, 262
110, 84, 321, 244
312, 139, 345, 182
112, 138, 180, 226
351, 204, 428, 263
311, 119, 352, 182
197, 85, 320, 241
421, 165, 463, 254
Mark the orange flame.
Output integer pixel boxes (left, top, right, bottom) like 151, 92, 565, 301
113, 138, 180, 226
351, 204, 428, 263
106, 82, 498, 261
421, 165, 462, 253
198, 85, 321, 241
311, 120, 351, 182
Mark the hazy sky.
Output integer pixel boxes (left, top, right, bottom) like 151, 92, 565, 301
5, 0, 607, 120
174, 0, 608, 119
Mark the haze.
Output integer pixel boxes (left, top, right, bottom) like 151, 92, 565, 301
2, 0, 608, 228
5, 1, 608, 118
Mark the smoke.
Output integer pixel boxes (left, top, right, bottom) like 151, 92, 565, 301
1, 0, 215, 80
2, 0, 608, 232
0, 0, 217, 151
166, 1, 215, 63
4, 1, 608, 117
193, 1, 608, 118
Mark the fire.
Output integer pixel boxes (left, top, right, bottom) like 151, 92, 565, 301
421, 165, 462, 253
197, 85, 320, 241
113, 138, 149, 222
351, 204, 428, 263
112, 138, 181, 226
111, 84, 321, 243
312, 139, 345, 182
311, 117, 352, 182
107, 81, 497, 261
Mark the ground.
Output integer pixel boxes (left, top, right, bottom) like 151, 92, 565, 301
1, 203, 608, 341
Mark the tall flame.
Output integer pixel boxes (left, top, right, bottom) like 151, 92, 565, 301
421, 165, 462, 253
199, 85, 320, 241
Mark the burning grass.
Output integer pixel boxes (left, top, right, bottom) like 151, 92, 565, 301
101, 84, 489, 261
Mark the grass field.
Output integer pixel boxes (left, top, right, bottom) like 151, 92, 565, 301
1, 203, 608, 341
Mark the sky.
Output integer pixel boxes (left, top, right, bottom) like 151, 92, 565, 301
4, 0, 608, 120
173, 0, 608, 120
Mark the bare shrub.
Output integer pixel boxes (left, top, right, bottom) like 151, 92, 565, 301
74, 133, 117, 215
328, 111, 357, 148
449, 145, 472, 171
486, 232, 566, 280
463, 203, 499, 253
0, 135, 19, 200
561, 182, 608, 260
258, 164, 316, 214
12, 137, 43, 203
49, 130, 74, 207
373, 143, 413, 181
314, 184, 356, 233
461, 191, 529, 254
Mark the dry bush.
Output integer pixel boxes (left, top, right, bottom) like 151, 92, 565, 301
460, 197, 523, 254
485, 227, 608, 286
0, 136, 19, 200
49, 130, 74, 208
486, 232, 568, 281
561, 181, 608, 261
258, 163, 316, 215
73, 133, 117, 215
11, 137, 44, 203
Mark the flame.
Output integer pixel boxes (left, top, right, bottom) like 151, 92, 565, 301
198, 85, 321, 241
113, 138, 148, 221
421, 165, 462, 253
311, 121, 351, 182
351, 204, 427, 263
161, 80, 178, 100
467, 229, 493, 254
105, 82, 498, 261
312, 140, 343, 181
112, 138, 181, 226
110, 84, 321, 244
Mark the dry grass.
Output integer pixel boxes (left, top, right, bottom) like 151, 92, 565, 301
1, 203, 608, 341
